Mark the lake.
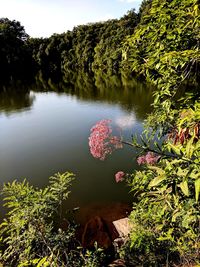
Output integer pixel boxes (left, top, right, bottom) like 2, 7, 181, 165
0, 75, 153, 222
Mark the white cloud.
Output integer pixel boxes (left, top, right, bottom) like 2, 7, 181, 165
115, 113, 136, 129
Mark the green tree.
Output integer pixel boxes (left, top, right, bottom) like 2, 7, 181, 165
0, 18, 32, 79
92, 10, 138, 74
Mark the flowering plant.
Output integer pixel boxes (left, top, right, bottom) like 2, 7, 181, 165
88, 119, 122, 160
88, 111, 200, 265
89, 119, 162, 181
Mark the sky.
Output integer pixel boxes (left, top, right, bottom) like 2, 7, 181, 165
0, 0, 142, 38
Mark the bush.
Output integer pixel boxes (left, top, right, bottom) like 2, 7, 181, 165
0, 172, 105, 266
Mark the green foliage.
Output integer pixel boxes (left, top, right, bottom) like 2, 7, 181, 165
13, 9, 138, 80
0, 172, 107, 266
119, 1, 200, 265
1, 0, 200, 265
138, 0, 152, 19
0, 172, 77, 266
124, 120, 200, 265
92, 10, 138, 75
122, 0, 200, 123
0, 18, 33, 80
78, 242, 105, 267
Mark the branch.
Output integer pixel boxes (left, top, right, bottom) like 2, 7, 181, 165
121, 140, 193, 164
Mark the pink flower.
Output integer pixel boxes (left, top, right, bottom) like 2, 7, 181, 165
89, 119, 122, 160
115, 171, 125, 183
137, 155, 146, 165
145, 152, 160, 165
137, 152, 160, 165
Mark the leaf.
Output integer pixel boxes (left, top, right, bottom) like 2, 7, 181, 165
189, 171, 200, 179
31, 259, 40, 264
179, 180, 189, 196
149, 175, 165, 187
195, 178, 200, 202
172, 210, 182, 223
37, 257, 49, 267
18, 263, 28, 267
148, 166, 165, 175
167, 143, 182, 155
177, 167, 188, 177
185, 137, 194, 158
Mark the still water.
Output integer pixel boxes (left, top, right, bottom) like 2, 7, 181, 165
0, 76, 153, 220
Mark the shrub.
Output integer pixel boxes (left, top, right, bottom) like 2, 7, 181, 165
0, 172, 105, 266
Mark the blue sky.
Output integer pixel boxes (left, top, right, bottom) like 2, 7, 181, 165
0, 0, 142, 37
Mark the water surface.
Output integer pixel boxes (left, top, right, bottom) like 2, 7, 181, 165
0, 76, 153, 220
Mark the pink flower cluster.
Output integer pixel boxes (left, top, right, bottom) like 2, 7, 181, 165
115, 171, 125, 183
89, 119, 122, 160
137, 152, 160, 165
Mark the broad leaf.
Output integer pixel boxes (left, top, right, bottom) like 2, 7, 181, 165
179, 180, 189, 196
195, 178, 200, 202
149, 175, 165, 187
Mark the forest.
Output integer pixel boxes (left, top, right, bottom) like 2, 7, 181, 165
0, 0, 200, 266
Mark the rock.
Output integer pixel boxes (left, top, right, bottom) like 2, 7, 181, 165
112, 218, 132, 249
80, 203, 133, 250
105, 220, 119, 241
113, 217, 132, 238
82, 216, 113, 249
108, 259, 126, 267
81, 216, 132, 250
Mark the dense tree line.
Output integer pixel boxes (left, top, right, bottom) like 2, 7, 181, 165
0, 18, 35, 81
0, 8, 139, 82
0, 0, 156, 82
29, 9, 138, 80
